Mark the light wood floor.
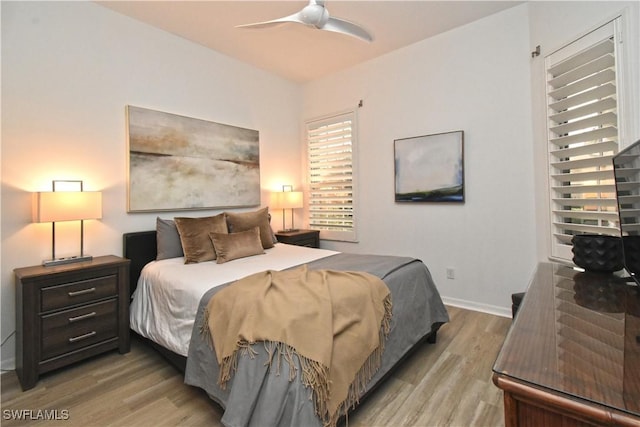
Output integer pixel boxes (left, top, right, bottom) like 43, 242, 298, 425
1, 306, 511, 426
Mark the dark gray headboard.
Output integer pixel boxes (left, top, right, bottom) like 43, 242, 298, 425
122, 230, 157, 296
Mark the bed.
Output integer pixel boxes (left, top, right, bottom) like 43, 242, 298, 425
123, 215, 449, 427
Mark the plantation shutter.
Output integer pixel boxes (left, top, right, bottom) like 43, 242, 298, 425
306, 111, 357, 242
547, 20, 621, 261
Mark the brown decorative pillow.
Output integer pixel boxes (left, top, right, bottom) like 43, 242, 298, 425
174, 214, 227, 263
225, 207, 275, 249
209, 227, 265, 264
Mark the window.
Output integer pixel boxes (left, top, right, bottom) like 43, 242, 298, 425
546, 20, 621, 262
306, 111, 357, 242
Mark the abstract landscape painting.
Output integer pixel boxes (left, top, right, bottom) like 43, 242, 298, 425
127, 106, 260, 212
394, 131, 464, 203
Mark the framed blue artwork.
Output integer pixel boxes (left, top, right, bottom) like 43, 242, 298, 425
394, 130, 464, 203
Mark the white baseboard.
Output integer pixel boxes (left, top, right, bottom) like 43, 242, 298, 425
442, 296, 512, 318
1, 356, 16, 372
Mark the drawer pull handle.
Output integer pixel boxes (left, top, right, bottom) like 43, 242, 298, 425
68, 312, 97, 323
68, 331, 96, 343
68, 287, 96, 297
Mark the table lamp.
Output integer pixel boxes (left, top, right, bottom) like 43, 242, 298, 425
271, 185, 303, 232
33, 180, 102, 266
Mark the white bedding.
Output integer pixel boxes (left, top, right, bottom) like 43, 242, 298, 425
129, 243, 339, 356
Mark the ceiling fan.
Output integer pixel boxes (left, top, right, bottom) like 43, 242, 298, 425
235, 0, 373, 43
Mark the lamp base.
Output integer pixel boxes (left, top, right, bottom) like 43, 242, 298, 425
43, 255, 93, 267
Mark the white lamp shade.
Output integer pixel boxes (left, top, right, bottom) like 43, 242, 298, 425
33, 191, 102, 223
270, 191, 303, 209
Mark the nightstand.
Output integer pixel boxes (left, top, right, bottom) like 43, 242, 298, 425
275, 229, 320, 248
14, 255, 130, 390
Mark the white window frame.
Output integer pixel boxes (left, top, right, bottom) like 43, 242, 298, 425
305, 110, 358, 242
546, 16, 632, 263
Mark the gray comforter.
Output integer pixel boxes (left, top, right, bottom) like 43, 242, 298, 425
184, 253, 449, 427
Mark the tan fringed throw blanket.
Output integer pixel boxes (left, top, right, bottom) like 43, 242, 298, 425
203, 265, 392, 427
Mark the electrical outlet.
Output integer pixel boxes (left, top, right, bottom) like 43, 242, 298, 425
446, 268, 455, 279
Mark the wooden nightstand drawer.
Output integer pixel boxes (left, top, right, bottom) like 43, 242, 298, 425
41, 299, 118, 360
41, 275, 117, 312
292, 237, 318, 247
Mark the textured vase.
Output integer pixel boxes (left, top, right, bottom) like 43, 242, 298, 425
571, 234, 624, 273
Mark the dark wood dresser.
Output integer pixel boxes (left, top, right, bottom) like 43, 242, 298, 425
493, 262, 640, 426
275, 229, 320, 248
15, 255, 130, 390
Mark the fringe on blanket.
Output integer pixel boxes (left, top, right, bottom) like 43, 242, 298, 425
201, 294, 393, 427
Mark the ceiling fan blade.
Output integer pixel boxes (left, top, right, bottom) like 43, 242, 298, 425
236, 1, 374, 42
322, 17, 373, 42
235, 11, 305, 30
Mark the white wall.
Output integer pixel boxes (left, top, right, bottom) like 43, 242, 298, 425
527, 1, 640, 263
1, 2, 303, 370
302, 4, 537, 315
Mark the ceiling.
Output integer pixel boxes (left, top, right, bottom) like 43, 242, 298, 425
98, 1, 523, 83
